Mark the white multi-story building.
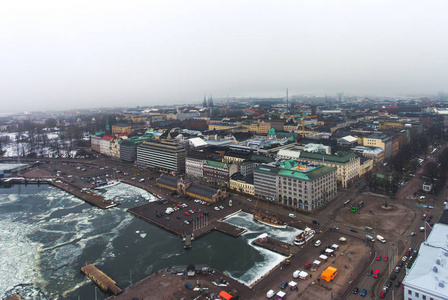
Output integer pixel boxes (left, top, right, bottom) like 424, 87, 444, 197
403, 223, 448, 300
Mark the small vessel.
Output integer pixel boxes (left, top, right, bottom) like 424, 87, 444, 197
294, 227, 315, 246
253, 212, 287, 229
94, 180, 120, 190
184, 234, 192, 249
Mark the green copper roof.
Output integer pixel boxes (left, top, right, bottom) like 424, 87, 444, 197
299, 151, 359, 164
206, 160, 228, 169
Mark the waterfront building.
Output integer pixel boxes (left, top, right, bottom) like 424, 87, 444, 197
203, 160, 238, 187
137, 139, 186, 175
402, 223, 448, 300
120, 136, 154, 163
253, 161, 337, 211
156, 174, 226, 203
229, 172, 254, 195
90, 132, 104, 152
99, 135, 114, 156
185, 151, 208, 179
296, 151, 360, 188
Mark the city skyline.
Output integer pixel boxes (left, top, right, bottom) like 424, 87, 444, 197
1, 0, 447, 113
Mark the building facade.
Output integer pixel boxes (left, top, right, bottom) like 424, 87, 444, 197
136, 140, 186, 174
253, 161, 337, 211
296, 151, 360, 188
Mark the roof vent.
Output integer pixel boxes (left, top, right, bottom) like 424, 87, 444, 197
433, 266, 438, 273
439, 282, 444, 288
436, 259, 441, 265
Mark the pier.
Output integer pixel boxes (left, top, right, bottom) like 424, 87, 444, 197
252, 236, 299, 256
81, 264, 122, 295
214, 221, 246, 237
50, 180, 120, 209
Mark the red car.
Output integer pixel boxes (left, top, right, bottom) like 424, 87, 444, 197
192, 209, 197, 213
184, 212, 190, 216
384, 255, 388, 262
380, 291, 386, 298
376, 255, 381, 261
304, 263, 311, 269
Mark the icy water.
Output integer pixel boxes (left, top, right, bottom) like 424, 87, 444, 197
0, 183, 298, 299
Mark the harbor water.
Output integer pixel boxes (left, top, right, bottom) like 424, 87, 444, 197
0, 183, 298, 299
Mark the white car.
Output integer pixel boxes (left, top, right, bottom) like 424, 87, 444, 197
214, 207, 220, 211
289, 213, 296, 218
315, 240, 322, 247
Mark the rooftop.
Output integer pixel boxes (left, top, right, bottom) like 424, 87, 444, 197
299, 151, 359, 164
403, 223, 448, 298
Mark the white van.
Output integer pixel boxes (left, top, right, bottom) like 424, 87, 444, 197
376, 235, 386, 243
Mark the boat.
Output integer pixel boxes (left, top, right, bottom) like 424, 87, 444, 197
293, 227, 315, 246
183, 234, 192, 249
94, 180, 121, 190
253, 211, 287, 229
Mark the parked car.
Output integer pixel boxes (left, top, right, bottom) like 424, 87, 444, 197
304, 263, 311, 269
390, 273, 396, 280
394, 266, 401, 273
380, 291, 386, 298
376, 255, 381, 261
353, 287, 359, 294
410, 232, 417, 236
360, 289, 367, 297
366, 269, 373, 276
280, 281, 288, 289
395, 281, 401, 287
402, 256, 408, 262
350, 228, 358, 233
315, 240, 322, 247
386, 281, 392, 288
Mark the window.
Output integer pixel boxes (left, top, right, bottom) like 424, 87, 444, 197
422, 296, 426, 300
408, 290, 412, 295
415, 292, 419, 297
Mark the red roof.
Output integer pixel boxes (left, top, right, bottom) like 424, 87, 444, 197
100, 135, 114, 141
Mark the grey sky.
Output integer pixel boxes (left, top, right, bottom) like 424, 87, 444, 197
1, 0, 447, 113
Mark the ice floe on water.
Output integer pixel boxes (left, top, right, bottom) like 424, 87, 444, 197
100, 182, 158, 203
222, 211, 302, 287
0, 183, 153, 299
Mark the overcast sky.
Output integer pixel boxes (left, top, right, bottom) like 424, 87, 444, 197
1, 0, 447, 113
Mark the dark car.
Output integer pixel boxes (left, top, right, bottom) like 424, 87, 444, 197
353, 287, 359, 294
366, 269, 373, 276
281, 281, 288, 289
395, 281, 401, 287
386, 281, 392, 288
351, 228, 358, 233
398, 261, 404, 267
390, 273, 397, 280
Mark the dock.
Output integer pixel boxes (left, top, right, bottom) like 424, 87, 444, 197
252, 236, 299, 256
50, 180, 119, 209
81, 264, 122, 295
214, 221, 246, 237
